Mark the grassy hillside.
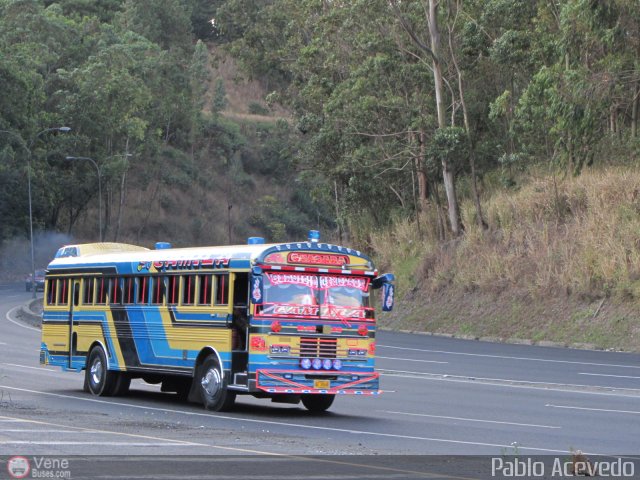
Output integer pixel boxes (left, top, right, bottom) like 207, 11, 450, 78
373, 167, 640, 352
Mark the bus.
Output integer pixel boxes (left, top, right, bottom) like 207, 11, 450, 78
39, 231, 395, 412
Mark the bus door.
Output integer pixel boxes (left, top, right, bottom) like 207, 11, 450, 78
68, 279, 81, 368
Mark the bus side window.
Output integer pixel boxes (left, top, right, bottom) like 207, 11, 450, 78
73, 280, 80, 307
96, 278, 107, 305
138, 277, 149, 304
109, 277, 122, 305
151, 276, 166, 305
58, 279, 69, 305
83, 278, 95, 305
233, 273, 248, 306
182, 275, 196, 305
167, 275, 179, 305
46, 279, 57, 306
197, 274, 212, 306
123, 277, 136, 305
215, 274, 229, 305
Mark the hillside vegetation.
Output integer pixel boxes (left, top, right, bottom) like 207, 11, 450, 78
374, 166, 640, 351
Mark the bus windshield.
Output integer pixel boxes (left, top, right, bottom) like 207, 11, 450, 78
258, 272, 372, 320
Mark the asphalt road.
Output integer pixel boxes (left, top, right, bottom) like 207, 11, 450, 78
1, 281, 639, 477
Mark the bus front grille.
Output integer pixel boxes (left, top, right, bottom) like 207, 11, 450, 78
299, 337, 337, 359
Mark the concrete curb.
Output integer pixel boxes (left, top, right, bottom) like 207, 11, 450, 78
382, 328, 613, 352
19, 298, 43, 327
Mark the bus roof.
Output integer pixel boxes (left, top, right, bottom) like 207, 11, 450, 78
47, 240, 375, 274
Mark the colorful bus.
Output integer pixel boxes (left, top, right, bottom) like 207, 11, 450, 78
40, 232, 395, 412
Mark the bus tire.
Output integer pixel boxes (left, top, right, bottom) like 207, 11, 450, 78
85, 346, 117, 396
198, 355, 235, 411
301, 394, 335, 412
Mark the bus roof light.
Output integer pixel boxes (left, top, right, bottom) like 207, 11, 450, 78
155, 242, 172, 249
308, 230, 320, 242
248, 237, 265, 245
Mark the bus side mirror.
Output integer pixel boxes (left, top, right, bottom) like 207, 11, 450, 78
372, 273, 395, 289
372, 273, 395, 312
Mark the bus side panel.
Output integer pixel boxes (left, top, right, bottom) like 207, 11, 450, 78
41, 313, 69, 368
88, 307, 233, 372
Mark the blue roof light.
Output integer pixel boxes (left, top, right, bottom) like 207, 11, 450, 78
248, 237, 265, 245
155, 242, 172, 249
308, 230, 320, 242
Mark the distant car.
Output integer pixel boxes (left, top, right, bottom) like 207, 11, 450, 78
26, 269, 46, 292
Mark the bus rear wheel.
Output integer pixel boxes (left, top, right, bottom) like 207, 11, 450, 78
198, 355, 235, 411
301, 394, 335, 412
85, 346, 117, 396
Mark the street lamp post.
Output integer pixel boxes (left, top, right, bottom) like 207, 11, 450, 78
1, 126, 71, 298
65, 156, 102, 241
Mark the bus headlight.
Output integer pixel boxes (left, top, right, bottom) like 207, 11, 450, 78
332, 359, 342, 370
322, 359, 333, 370
300, 358, 312, 370
312, 358, 323, 370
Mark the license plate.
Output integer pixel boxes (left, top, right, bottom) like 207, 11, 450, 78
314, 379, 330, 389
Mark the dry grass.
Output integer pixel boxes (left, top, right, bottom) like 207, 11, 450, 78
373, 167, 640, 350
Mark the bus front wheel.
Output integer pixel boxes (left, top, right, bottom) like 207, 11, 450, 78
301, 394, 335, 412
85, 346, 117, 396
198, 355, 235, 411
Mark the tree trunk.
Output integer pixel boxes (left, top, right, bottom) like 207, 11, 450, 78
428, 0, 461, 236
115, 140, 130, 242
114, 168, 127, 242
632, 82, 639, 138
104, 184, 111, 241
417, 130, 429, 210
447, 3, 486, 229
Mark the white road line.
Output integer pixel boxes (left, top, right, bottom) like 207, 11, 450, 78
0, 413, 279, 456
546, 404, 640, 415
377, 356, 448, 364
0, 385, 598, 456
2, 363, 57, 372
0, 419, 29, 423
579, 372, 640, 380
0, 429, 105, 433
0, 342, 6, 345
5, 305, 40, 332
0, 441, 195, 446
379, 370, 640, 398
384, 410, 560, 429
379, 344, 640, 369
381, 368, 640, 391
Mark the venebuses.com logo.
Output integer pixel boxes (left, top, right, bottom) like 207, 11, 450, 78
6, 456, 71, 479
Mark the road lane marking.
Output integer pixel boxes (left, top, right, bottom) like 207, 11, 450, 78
383, 410, 560, 429
0, 413, 480, 480
579, 373, 640, 379
378, 344, 640, 369
0, 342, 6, 345
0, 385, 599, 456
0, 441, 196, 446
379, 370, 640, 397
0, 413, 277, 455
5, 305, 40, 332
0, 429, 106, 433
2, 363, 57, 372
381, 368, 640, 391
545, 404, 640, 415
377, 356, 448, 364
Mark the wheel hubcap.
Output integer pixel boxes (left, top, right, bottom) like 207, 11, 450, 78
201, 367, 222, 397
90, 359, 103, 385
